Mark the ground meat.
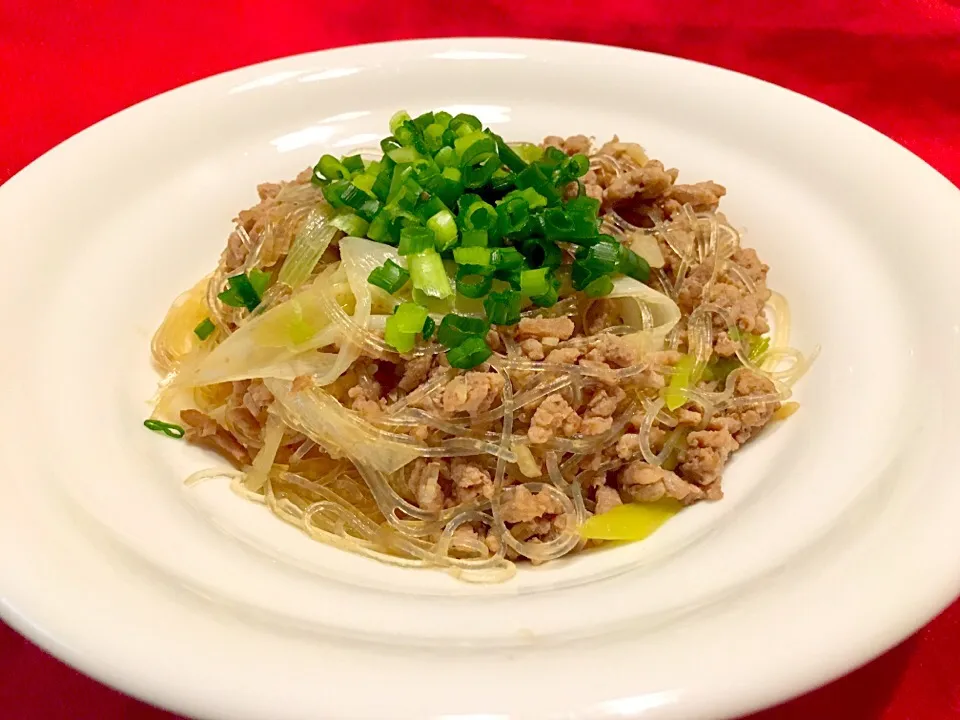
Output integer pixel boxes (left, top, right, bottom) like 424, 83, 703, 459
595, 485, 623, 515
584, 333, 638, 368
581, 416, 613, 436
222, 230, 248, 272
616, 433, 641, 460
585, 388, 625, 418
347, 384, 382, 417
676, 416, 741, 486
545, 346, 581, 365
618, 462, 705, 504
500, 485, 564, 523
723, 370, 779, 444
180, 409, 250, 467
408, 459, 444, 513
242, 380, 274, 418
257, 182, 282, 200
604, 160, 679, 208
528, 393, 580, 444
223, 381, 265, 447
542, 134, 592, 156
635, 350, 682, 390
450, 459, 494, 504
397, 355, 432, 393
441, 371, 505, 416
291, 375, 312, 393
517, 316, 575, 340
520, 338, 545, 360
665, 181, 726, 213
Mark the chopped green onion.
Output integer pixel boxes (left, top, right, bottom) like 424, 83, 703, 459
408, 249, 453, 299
341, 155, 365, 174
520, 237, 563, 269
618, 246, 651, 283
437, 314, 488, 348
582, 274, 614, 298
492, 133, 528, 173
579, 238, 621, 274
384, 316, 417, 353
491, 246, 526, 273
512, 143, 544, 164
371, 160, 394, 200
398, 226, 436, 256
427, 209, 458, 250
531, 277, 560, 308
434, 110, 453, 127
422, 315, 436, 341
461, 199, 497, 231
458, 135, 497, 166
388, 147, 421, 164
389, 110, 412, 134
393, 302, 429, 333
461, 229, 488, 247
541, 146, 568, 167
435, 146, 458, 168
503, 187, 547, 210
515, 164, 561, 205
497, 195, 530, 236
143, 419, 185, 439
315, 154, 348, 181
519, 268, 551, 297
453, 246, 492, 266
456, 266, 494, 299
193, 318, 216, 341
449, 113, 483, 135
330, 212, 370, 237
367, 259, 410, 294
461, 156, 500, 188
446, 335, 493, 370
380, 136, 402, 155
218, 269, 269, 312
423, 123, 446, 152
412, 111, 436, 130
484, 288, 522, 325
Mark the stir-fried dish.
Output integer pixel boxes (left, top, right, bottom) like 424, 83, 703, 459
147, 110, 812, 582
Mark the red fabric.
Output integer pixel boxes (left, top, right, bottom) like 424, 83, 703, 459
1, 2, 959, 718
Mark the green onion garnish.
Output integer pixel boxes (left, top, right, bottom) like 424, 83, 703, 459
422, 315, 436, 341
398, 226, 436, 256
367, 259, 410, 294
453, 246, 492, 266
446, 336, 493, 370
393, 302, 428, 334
218, 269, 270, 312
310, 109, 659, 350
143, 419, 186, 439
330, 212, 370, 237
456, 266, 494, 299
193, 318, 216, 341
519, 268, 551, 298
427, 209, 458, 250
408, 249, 453, 299
484, 289, 522, 326
583, 274, 614, 298
618, 246, 651, 283
437, 314, 488, 348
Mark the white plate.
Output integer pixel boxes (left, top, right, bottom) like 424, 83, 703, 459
1, 38, 959, 720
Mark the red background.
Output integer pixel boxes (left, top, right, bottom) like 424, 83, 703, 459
1, 1, 959, 718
